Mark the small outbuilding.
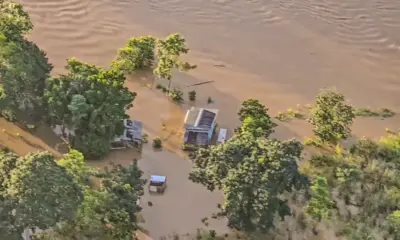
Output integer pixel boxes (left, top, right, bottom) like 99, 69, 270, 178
149, 175, 167, 194
183, 107, 218, 146
110, 119, 144, 151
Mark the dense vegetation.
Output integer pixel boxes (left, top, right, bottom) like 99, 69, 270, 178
190, 99, 307, 233
0, 148, 145, 240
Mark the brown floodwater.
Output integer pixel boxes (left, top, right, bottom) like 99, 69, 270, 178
19, 0, 400, 140
15, 0, 400, 238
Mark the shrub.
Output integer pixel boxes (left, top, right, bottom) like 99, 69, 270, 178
152, 137, 162, 149
1, 109, 16, 122
380, 108, 396, 118
188, 90, 196, 101
142, 133, 148, 143
309, 88, 354, 143
156, 83, 163, 90
354, 107, 395, 118
304, 137, 322, 147
169, 88, 183, 103
207, 97, 213, 104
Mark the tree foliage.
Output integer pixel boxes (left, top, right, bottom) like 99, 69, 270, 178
306, 133, 400, 238
190, 130, 307, 232
112, 36, 156, 73
308, 88, 355, 143
0, 1, 52, 116
0, 0, 32, 41
0, 150, 83, 237
44, 58, 136, 158
35, 158, 145, 240
305, 176, 333, 221
237, 99, 277, 137
154, 33, 196, 81
0, 37, 52, 113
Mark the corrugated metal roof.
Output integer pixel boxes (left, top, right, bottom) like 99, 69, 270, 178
150, 175, 166, 183
184, 108, 201, 126
184, 107, 218, 129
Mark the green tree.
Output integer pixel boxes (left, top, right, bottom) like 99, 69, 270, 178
34, 160, 145, 240
308, 88, 355, 144
237, 99, 276, 137
305, 176, 333, 221
388, 210, 400, 238
44, 58, 136, 158
58, 149, 98, 186
0, 37, 52, 114
112, 36, 156, 73
154, 33, 196, 90
189, 132, 307, 232
0, 0, 32, 41
0, 149, 18, 194
99, 161, 146, 228
0, 151, 83, 237
0, 1, 53, 117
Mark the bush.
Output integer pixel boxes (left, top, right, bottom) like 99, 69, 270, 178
142, 133, 148, 143
152, 137, 162, 149
309, 88, 355, 143
169, 88, 183, 103
304, 137, 322, 147
181, 144, 198, 152
1, 109, 16, 122
380, 108, 396, 118
188, 90, 196, 101
354, 107, 395, 118
156, 84, 163, 90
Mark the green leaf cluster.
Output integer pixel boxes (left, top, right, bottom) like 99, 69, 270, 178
44, 58, 136, 158
0, 150, 83, 239
189, 99, 307, 233
308, 88, 355, 144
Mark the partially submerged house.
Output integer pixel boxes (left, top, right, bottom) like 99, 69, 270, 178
111, 119, 143, 151
183, 107, 218, 146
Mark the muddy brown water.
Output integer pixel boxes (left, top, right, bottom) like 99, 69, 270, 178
20, 0, 400, 139
15, 0, 400, 238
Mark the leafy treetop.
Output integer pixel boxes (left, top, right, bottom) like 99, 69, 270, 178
154, 33, 196, 81
0, 0, 32, 41
237, 99, 277, 137
45, 58, 136, 158
190, 130, 307, 233
112, 36, 156, 73
0, 151, 83, 238
308, 88, 355, 144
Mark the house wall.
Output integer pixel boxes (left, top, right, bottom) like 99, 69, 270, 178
207, 121, 216, 141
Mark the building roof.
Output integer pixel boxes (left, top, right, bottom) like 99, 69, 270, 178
124, 119, 143, 140
184, 107, 218, 129
150, 175, 167, 183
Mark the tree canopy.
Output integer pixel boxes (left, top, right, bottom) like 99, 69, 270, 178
0, 1, 52, 117
189, 99, 307, 233
304, 133, 400, 238
0, 0, 32, 41
308, 88, 355, 144
305, 176, 333, 221
153, 33, 196, 81
44, 58, 136, 158
112, 36, 156, 73
0, 150, 83, 238
35, 159, 145, 240
237, 99, 277, 138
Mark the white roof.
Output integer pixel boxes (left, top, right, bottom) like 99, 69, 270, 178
217, 128, 227, 143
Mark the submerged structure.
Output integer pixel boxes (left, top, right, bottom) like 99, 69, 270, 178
183, 107, 218, 146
